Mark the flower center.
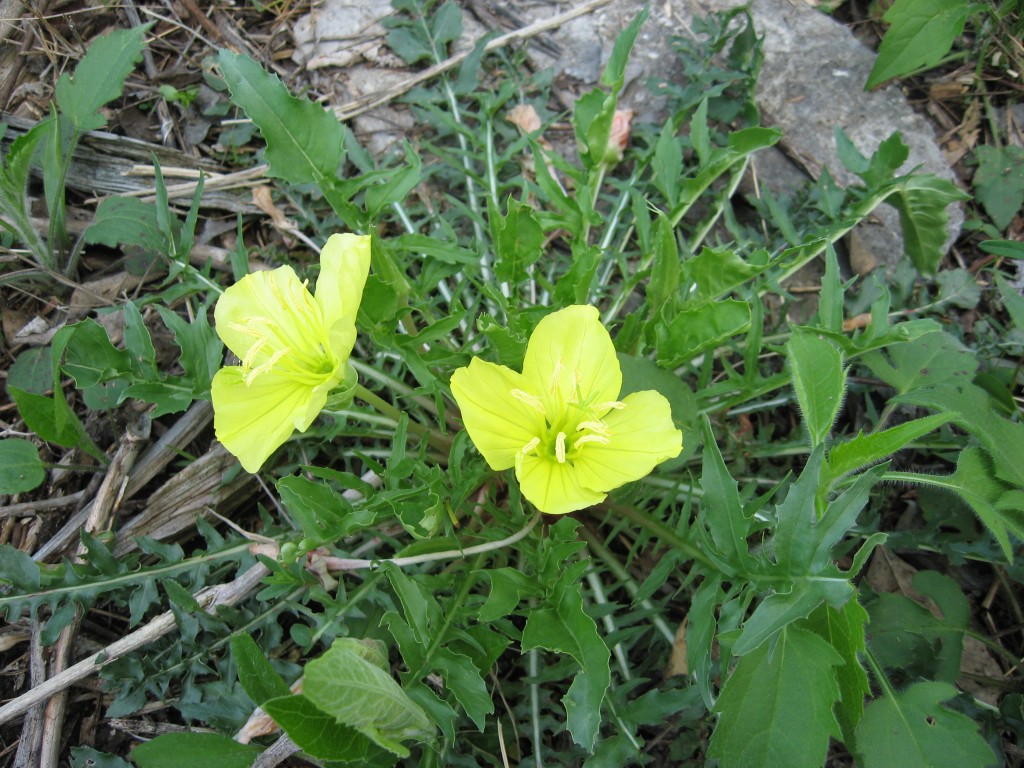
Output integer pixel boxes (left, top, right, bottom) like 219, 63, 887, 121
512, 380, 623, 466
230, 278, 336, 387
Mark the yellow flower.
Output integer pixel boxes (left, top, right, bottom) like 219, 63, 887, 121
450, 305, 683, 514
211, 233, 371, 472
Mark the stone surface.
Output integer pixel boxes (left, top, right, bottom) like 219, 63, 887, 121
294, 0, 964, 267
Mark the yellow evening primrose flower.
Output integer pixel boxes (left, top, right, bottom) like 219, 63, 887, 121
450, 305, 683, 514
211, 233, 371, 473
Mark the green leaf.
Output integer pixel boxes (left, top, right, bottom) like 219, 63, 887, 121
262, 694, 375, 761
887, 175, 968, 275
8, 386, 105, 462
826, 412, 955, 484
70, 747, 133, 768
303, 638, 434, 757
866, 570, 969, 683
698, 415, 751, 569
277, 475, 375, 546
131, 732, 260, 768
710, 626, 842, 768
803, 599, 871, 745
522, 569, 610, 752
8, 346, 53, 395
61, 318, 131, 388
980, 239, 1024, 260
230, 632, 291, 706
217, 49, 344, 186
122, 301, 158, 377
866, 0, 976, 88
656, 299, 751, 366
478, 567, 536, 621
365, 143, 422, 216
733, 576, 855, 656
154, 304, 222, 396
84, 196, 165, 252
836, 130, 909, 187
897, 381, 1024, 488
0, 123, 49, 262
493, 196, 544, 283
0, 439, 46, 494
652, 122, 682, 207
787, 332, 845, 447
995, 273, 1024, 330
855, 682, 996, 768
974, 144, 1024, 230
685, 246, 767, 304
861, 331, 976, 395
601, 7, 649, 92
55, 25, 150, 131
433, 647, 493, 731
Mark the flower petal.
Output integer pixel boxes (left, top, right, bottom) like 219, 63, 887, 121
316, 233, 371, 331
212, 366, 329, 473
214, 266, 323, 360
450, 358, 544, 471
571, 390, 683, 494
522, 305, 621, 414
515, 452, 607, 515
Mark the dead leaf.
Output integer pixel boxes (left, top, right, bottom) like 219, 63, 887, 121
252, 185, 296, 233
664, 618, 689, 677
69, 272, 146, 314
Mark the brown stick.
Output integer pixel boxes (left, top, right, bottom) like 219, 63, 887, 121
0, 561, 270, 727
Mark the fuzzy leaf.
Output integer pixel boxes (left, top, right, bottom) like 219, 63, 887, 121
826, 412, 955, 482
710, 627, 843, 767
217, 49, 344, 186
887, 175, 968, 275
862, 331, 976, 395
856, 682, 996, 768
787, 332, 845, 447
56, 25, 150, 131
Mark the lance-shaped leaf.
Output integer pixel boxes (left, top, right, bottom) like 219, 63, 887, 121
787, 332, 845, 448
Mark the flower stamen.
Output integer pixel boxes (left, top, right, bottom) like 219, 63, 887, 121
555, 432, 567, 463
511, 389, 546, 414
521, 436, 541, 455
574, 433, 611, 450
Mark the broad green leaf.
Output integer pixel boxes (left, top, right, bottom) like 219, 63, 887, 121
154, 304, 223, 396
277, 475, 374, 546
478, 567, 536, 622
866, 0, 975, 88
7, 346, 52, 395
522, 568, 610, 752
84, 196, 165, 252
836, 129, 909, 187
70, 747, 132, 768
866, 570, 968, 684
365, 143, 422, 215
974, 144, 1024, 230
687, 574, 722, 707
0, 439, 45, 494
710, 626, 842, 768
217, 49, 344, 186
303, 638, 434, 757
861, 331, 976, 395
855, 682, 996, 768
803, 599, 871, 745
772, 446, 826, 573
131, 733, 260, 768
787, 332, 845, 447
383, 563, 442, 648
601, 7, 649, 92
122, 301, 158, 377
656, 299, 751, 366
61, 319, 131, 388
262, 694, 375, 761
8, 386, 105, 462
433, 648, 493, 731
825, 412, 955, 483
698, 415, 751, 570
645, 213, 679, 314
897, 381, 1024, 488
230, 632, 291, 706
980, 239, 1024, 260
935, 268, 981, 309
733, 576, 854, 656
887, 175, 969, 275
55, 25, 150, 131
492, 196, 544, 283
995, 273, 1024, 330
685, 245, 767, 303
652, 122, 682, 207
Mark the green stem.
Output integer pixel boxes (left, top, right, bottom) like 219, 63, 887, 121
353, 383, 451, 453
611, 503, 722, 575
862, 644, 897, 698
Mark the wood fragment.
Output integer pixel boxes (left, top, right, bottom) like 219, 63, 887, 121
0, 561, 270, 727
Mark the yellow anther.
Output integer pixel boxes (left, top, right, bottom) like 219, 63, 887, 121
521, 436, 541, 454
577, 420, 610, 436
574, 433, 611, 450
244, 347, 291, 385
555, 432, 567, 463
511, 389, 546, 414
595, 400, 627, 412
